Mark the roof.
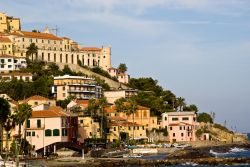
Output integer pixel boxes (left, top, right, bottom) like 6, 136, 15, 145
0, 36, 12, 43
14, 31, 62, 40
80, 47, 101, 52
168, 122, 193, 126
0, 72, 32, 76
21, 95, 50, 103
76, 100, 89, 106
31, 109, 69, 118
164, 111, 195, 116
105, 105, 149, 113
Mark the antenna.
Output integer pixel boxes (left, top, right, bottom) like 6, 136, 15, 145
49, 25, 59, 36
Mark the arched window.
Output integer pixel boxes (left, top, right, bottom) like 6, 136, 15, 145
45, 129, 52, 136
53, 129, 60, 136
165, 117, 167, 121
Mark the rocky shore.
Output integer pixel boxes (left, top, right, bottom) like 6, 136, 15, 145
47, 142, 250, 167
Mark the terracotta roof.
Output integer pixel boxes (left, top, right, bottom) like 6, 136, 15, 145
108, 121, 141, 127
168, 122, 193, 126
0, 54, 16, 58
0, 36, 12, 43
105, 105, 149, 113
49, 106, 64, 112
80, 47, 101, 52
21, 95, 50, 103
15, 31, 62, 40
62, 37, 70, 40
0, 72, 32, 76
31, 109, 69, 118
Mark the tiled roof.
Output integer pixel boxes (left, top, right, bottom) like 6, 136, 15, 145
14, 31, 62, 40
31, 109, 69, 118
0, 36, 12, 43
21, 95, 50, 103
0, 72, 32, 76
80, 47, 101, 52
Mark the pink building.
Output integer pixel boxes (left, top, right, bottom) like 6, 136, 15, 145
117, 73, 130, 84
107, 67, 119, 77
162, 112, 197, 142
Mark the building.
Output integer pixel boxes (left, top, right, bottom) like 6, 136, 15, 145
105, 105, 158, 131
0, 72, 33, 81
0, 55, 27, 73
20, 95, 56, 107
161, 111, 197, 142
107, 67, 130, 84
0, 12, 21, 32
25, 106, 78, 151
0, 35, 13, 55
67, 99, 89, 111
104, 89, 137, 104
52, 75, 102, 100
107, 116, 147, 142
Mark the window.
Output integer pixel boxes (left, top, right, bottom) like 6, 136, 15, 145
48, 53, 50, 62
42, 53, 44, 60
26, 120, 30, 128
90, 132, 92, 136
66, 54, 68, 63
165, 117, 167, 121
193, 117, 196, 122
53, 129, 60, 136
170, 127, 172, 130
182, 117, 189, 121
62, 129, 67, 136
8, 59, 11, 62
181, 133, 184, 137
80, 120, 83, 123
71, 54, 74, 64
142, 126, 144, 130
1, 59, 4, 63
60, 54, 62, 63
32, 131, 35, 136
25, 77, 29, 81
173, 133, 175, 137
45, 129, 52, 136
172, 117, 178, 121
34, 102, 38, 105
27, 132, 31, 136
129, 127, 131, 130
0, 65, 4, 68
180, 126, 182, 130
63, 93, 66, 97
37, 119, 41, 128
54, 53, 56, 62
8, 65, 12, 68
114, 127, 116, 131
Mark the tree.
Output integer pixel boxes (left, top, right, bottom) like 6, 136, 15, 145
176, 97, 186, 111
118, 63, 127, 73
127, 96, 138, 141
0, 98, 11, 154
3, 114, 15, 154
114, 97, 127, 141
98, 97, 108, 139
26, 43, 38, 60
183, 104, 198, 113
13, 103, 32, 141
197, 112, 213, 123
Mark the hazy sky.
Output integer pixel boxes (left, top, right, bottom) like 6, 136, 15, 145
1, 0, 250, 132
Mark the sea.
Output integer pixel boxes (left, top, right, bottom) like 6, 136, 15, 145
134, 133, 250, 167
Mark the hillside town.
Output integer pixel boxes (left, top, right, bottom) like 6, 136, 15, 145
0, 12, 249, 166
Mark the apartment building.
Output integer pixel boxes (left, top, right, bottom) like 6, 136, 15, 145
161, 111, 197, 142
52, 75, 102, 100
0, 35, 13, 55
0, 72, 32, 81
0, 12, 21, 32
104, 89, 137, 104
0, 54, 27, 73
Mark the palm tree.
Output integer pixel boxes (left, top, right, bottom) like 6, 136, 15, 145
98, 97, 108, 139
176, 97, 186, 111
13, 103, 32, 142
127, 96, 138, 142
114, 97, 126, 141
26, 43, 38, 60
3, 114, 15, 159
0, 98, 11, 154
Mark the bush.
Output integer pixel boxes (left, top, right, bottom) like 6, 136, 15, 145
213, 123, 233, 133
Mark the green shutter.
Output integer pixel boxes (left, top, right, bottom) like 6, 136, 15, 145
37, 119, 41, 128
26, 120, 30, 128
45, 129, 51, 136
32, 131, 35, 136
53, 129, 60, 136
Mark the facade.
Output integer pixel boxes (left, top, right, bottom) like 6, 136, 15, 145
26, 106, 78, 151
107, 116, 147, 142
0, 12, 21, 32
0, 35, 13, 55
105, 105, 158, 131
0, 55, 27, 73
52, 75, 102, 100
161, 112, 197, 142
107, 67, 130, 84
104, 89, 137, 104
0, 72, 32, 81
20, 95, 57, 107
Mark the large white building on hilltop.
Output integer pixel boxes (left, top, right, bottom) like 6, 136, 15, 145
52, 75, 102, 100
0, 12, 112, 71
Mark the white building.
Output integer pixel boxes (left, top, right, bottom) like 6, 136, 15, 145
104, 89, 137, 104
0, 54, 27, 72
52, 75, 102, 100
0, 72, 32, 81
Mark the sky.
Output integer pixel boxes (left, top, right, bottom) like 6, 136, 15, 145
1, 0, 250, 132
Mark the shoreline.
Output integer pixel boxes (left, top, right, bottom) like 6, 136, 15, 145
46, 142, 250, 166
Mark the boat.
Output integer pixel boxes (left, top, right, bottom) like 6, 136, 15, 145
123, 153, 143, 158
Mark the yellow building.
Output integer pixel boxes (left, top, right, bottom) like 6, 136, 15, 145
105, 105, 159, 131
107, 116, 147, 142
0, 12, 21, 33
0, 35, 13, 55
